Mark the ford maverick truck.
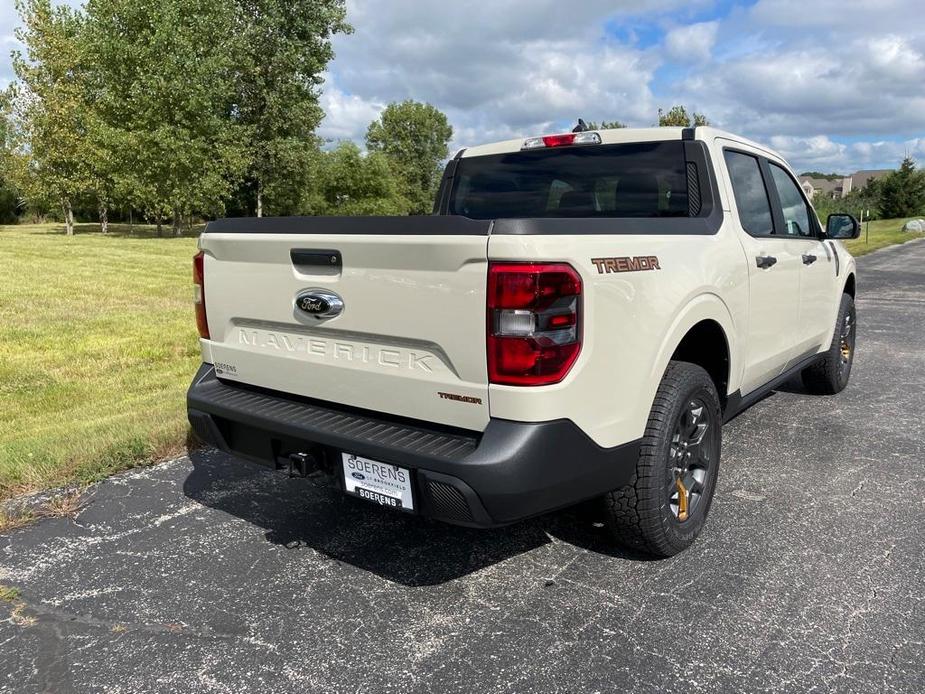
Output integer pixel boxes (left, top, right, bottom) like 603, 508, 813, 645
187, 126, 860, 556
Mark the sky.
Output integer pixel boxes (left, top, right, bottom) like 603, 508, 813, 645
3, 0, 925, 174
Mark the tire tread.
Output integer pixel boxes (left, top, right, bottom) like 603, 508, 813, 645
604, 361, 721, 557
803, 293, 854, 395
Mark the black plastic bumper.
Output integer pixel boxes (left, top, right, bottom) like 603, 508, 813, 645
187, 364, 640, 528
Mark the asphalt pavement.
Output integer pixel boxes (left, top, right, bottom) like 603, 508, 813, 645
1, 240, 923, 693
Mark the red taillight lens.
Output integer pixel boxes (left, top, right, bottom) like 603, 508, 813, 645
487, 262, 582, 386
193, 251, 209, 339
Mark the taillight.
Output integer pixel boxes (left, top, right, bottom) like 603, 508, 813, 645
487, 262, 582, 386
193, 251, 209, 339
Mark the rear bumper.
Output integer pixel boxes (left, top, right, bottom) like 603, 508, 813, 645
187, 364, 639, 528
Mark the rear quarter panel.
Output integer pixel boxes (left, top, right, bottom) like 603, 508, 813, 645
487, 225, 748, 448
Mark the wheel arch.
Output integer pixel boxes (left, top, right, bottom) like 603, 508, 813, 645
670, 320, 732, 407
843, 272, 856, 298
648, 294, 738, 409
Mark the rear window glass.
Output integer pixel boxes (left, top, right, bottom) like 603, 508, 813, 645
449, 141, 690, 219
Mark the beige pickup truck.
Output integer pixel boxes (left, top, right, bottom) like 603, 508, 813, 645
188, 125, 860, 556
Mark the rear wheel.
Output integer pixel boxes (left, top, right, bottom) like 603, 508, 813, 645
603, 361, 722, 557
802, 293, 856, 395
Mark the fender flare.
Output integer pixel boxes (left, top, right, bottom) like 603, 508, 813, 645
841, 267, 857, 297
644, 292, 739, 408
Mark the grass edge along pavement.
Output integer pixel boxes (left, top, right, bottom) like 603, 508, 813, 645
0, 217, 922, 511
0, 223, 202, 501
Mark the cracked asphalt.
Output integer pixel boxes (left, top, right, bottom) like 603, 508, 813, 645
2, 240, 924, 693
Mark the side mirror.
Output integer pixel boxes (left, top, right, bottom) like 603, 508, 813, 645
826, 213, 860, 240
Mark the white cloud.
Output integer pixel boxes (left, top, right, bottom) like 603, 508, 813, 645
318, 0, 925, 172
768, 135, 925, 172
679, 33, 925, 137
665, 21, 718, 63
318, 83, 383, 143
662, 0, 925, 172
750, 0, 925, 32
321, 0, 691, 147
3, 0, 924, 174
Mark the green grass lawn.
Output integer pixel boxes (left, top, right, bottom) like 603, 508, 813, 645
0, 216, 922, 502
0, 223, 202, 499
844, 217, 924, 256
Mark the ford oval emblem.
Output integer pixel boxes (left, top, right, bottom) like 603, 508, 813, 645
351, 472, 365, 480
296, 289, 344, 319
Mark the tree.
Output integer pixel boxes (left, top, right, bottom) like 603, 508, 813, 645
799, 171, 843, 181
878, 157, 925, 219
305, 141, 409, 215
658, 106, 709, 127
0, 92, 23, 223
85, 0, 251, 235
585, 120, 627, 130
11, 0, 90, 235
233, 0, 349, 217
366, 101, 452, 214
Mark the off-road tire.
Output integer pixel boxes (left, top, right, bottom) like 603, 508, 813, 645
802, 293, 856, 395
603, 361, 722, 558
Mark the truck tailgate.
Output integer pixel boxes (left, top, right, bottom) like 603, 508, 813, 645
200, 225, 491, 431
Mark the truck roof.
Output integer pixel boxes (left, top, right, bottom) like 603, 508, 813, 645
458, 126, 777, 161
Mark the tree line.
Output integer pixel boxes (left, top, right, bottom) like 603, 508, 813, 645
0, 0, 335, 232
809, 158, 925, 222
0, 0, 722, 236
0, 0, 454, 234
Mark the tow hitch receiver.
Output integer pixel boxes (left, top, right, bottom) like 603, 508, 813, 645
288, 452, 318, 478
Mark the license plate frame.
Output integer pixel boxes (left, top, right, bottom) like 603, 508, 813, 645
341, 453, 414, 512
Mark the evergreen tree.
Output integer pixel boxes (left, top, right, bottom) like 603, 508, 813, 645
878, 157, 925, 219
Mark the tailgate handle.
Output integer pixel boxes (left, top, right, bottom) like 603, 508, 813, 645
291, 249, 341, 270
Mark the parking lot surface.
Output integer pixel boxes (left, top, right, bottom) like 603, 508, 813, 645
1, 241, 923, 693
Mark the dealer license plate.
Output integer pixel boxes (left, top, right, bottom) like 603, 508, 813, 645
342, 453, 414, 511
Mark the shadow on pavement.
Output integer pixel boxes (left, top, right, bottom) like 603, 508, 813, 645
184, 448, 650, 586
773, 374, 810, 395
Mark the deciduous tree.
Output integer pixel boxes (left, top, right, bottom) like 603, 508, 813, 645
233, 0, 349, 217
658, 106, 709, 127
11, 0, 89, 234
305, 141, 409, 215
585, 120, 627, 130
85, 0, 251, 234
366, 101, 452, 215
0, 92, 23, 223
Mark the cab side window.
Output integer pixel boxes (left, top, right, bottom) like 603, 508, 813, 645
768, 164, 813, 237
724, 150, 774, 237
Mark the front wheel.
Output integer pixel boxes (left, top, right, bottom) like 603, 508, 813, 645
802, 293, 856, 395
603, 361, 722, 558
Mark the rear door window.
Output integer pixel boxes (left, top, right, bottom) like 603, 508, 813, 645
449, 141, 690, 219
723, 150, 774, 237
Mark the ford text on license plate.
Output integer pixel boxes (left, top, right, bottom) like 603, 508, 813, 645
342, 453, 414, 511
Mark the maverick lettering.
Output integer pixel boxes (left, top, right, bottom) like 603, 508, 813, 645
238, 329, 435, 372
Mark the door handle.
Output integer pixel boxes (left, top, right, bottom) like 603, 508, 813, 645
291, 249, 342, 269
802, 254, 817, 265
756, 255, 778, 269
